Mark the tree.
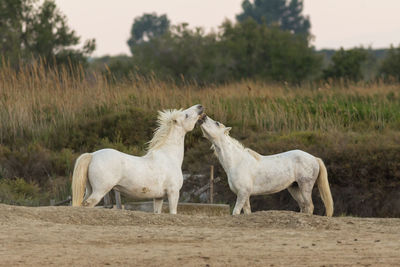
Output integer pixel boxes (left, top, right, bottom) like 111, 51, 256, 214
378, 45, 400, 82
0, 0, 95, 68
322, 48, 368, 82
131, 23, 222, 82
219, 19, 320, 83
236, 0, 310, 36
127, 18, 320, 83
127, 13, 170, 54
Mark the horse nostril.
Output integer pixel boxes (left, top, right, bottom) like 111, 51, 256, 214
197, 114, 206, 125
197, 105, 204, 115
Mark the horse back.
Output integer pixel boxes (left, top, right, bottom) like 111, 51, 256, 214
253, 150, 319, 190
89, 149, 142, 181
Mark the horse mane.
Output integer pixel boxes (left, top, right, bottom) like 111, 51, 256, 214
211, 134, 262, 161
147, 109, 182, 152
245, 148, 262, 161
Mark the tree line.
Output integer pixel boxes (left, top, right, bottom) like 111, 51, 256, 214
0, 0, 95, 69
2, 0, 400, 83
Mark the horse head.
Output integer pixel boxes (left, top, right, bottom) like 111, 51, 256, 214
148, 104, 204, 151
174, 104, 204, 132
199, 115, 231, 142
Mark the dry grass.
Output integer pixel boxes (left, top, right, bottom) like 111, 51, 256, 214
1, 62, 400, 144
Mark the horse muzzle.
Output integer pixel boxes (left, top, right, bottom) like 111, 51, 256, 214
197, 104, 204, 115
197, 113, 207, 125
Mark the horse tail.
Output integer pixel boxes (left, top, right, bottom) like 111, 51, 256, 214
71, 153, 93, 207
316, 158, 334, 217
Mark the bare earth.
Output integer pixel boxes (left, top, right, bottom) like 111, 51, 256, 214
0, 204, 399, 267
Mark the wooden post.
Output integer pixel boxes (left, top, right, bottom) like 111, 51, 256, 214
114, 190, 122, 209
210, 165, 214, 204
103, 192, 112, 208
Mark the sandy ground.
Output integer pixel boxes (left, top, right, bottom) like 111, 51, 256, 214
0, 204, 399, 267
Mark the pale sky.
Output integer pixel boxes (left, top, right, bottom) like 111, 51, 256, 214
54, 0, 400, 57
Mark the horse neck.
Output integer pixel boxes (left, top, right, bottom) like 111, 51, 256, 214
152, 127, 186, 164
214, 136, 247, 171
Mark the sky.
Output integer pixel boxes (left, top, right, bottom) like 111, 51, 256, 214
54, 0, 400, 57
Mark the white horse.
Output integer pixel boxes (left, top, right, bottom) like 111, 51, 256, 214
71, 104, 204, 214
199, 116, 334, 216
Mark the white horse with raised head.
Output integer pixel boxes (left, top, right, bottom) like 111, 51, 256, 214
199, 115, 333, 216
71, 104, 204, 214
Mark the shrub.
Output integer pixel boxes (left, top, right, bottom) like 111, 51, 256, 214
0, 178, 45, 206
378, 45, 400, 82
323, 48, 368, 82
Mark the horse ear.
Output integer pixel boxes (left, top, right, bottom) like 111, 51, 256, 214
224, 127, 232, 135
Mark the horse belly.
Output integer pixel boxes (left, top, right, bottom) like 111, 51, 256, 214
252, 165, 295, 195
117, 177, 165, 199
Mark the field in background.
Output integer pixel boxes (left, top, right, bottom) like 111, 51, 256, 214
1, 63, 400, 217
2, 62, 400, 142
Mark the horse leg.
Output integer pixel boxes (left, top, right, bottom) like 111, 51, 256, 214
243, 197, 252, 215
82, 191, 107, 207
167, 190, 179, 214
288, 185, 305, 212
83, 180, 92, 202
232, 192, 248, 215
153, 198, 164, 214
298, 181, 314, 214
83, 184, 115, 208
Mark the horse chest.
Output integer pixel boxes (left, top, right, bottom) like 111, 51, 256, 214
227, 177, 235, 192
227, 172, 250, 194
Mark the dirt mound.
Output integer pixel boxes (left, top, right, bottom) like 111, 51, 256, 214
1, 204, 340, 230
1, 204, 400, 266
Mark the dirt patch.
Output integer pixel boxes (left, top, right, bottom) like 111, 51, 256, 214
1, 204, 399, 266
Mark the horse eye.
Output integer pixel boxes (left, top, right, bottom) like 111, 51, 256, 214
216, 122, 219, 126
185, 114, 189, 119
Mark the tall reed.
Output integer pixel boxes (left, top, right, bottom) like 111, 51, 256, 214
1, 61, 400, 144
